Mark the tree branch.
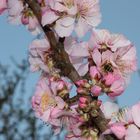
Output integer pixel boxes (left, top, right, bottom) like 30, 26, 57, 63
24, 0, 117, 139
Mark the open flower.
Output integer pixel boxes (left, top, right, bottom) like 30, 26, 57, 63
89, 29, 132, 52
29, 38, 50, 73
91, 44, 136, 83
7, 0, 41, 34
42, 0, 101, 37
32, 79, 66, 126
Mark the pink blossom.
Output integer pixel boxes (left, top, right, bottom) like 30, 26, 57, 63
21, 14, 29, 25
42, 0, 101, 37
90, 29, 132, 52
115, 45, 137, 75
75, 79, 88, 87
29, 38, 50, 72
91, 48, 114, 73
79, 103, 87, 108
7, 0, 23, 25
79, 97, 87, 104
32, 79, 66, 123
91, 46, 136, 89
0, 0, 7, 15
91, 85, 102, 96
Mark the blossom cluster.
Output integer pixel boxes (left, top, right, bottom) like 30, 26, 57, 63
0, 0, 139, 140
101, 101, 140, 140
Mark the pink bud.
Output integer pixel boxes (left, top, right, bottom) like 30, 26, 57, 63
91, 85, 102, 96
79, 97, 87, 104
90, 66, 100, 79
97, 100, 102, 106
79, 103, 87, 108
0, 0, 7, 15
77, 87, 86, 94
21, 14, 29, 25
49, 77, 55, 82
57, 81, 65, 90
75, 79, 87, 87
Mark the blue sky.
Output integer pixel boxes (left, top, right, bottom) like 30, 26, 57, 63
0, 0, 140, 107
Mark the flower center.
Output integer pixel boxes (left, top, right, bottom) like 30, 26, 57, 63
63, 0, 74, 8
77, 3, 89, 18
41, 93, 56, 112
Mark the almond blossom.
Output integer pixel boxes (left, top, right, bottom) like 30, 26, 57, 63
90, 31, 137, 79
0, 0, 139, 139
42, 0, 101, 37
101, 102, 140, 140
29, 38, 51, 73
7, 0, 41, 34
32, 78, 67, 133
89, 29, 131, 52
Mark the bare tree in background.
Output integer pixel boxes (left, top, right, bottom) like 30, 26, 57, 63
0, 60, 64, 140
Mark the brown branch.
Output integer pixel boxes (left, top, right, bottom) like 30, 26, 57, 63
25, 0, 81, 83
24, 0, 117, 139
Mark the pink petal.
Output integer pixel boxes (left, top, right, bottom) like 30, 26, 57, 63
54, 18, 74, 37
42, 10, 59, 26
110, 123, 126, 139
131, 102, 140, 127
92, 48, 101, 66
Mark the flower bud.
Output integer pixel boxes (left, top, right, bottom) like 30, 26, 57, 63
0, 0, 7, 15
57, 80, 65, 91
75, 79, 88, 87
91, 85, 102, 96
21, 14, 29, 25
77, 87, 87, 94
97, 100, 102, 106
79, 103, 87, 109
79, 97, 88, 104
